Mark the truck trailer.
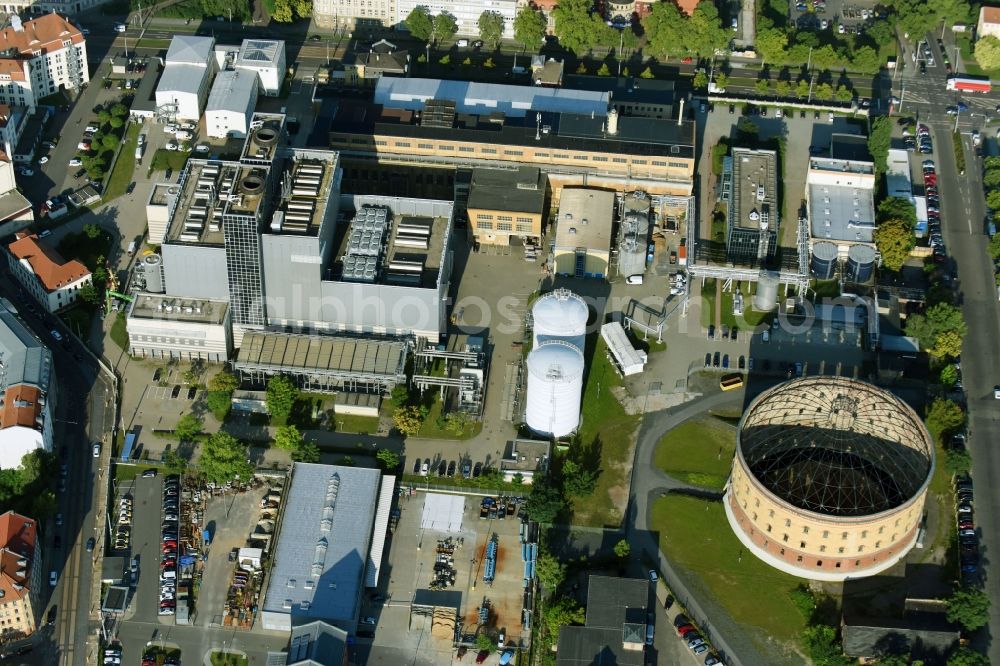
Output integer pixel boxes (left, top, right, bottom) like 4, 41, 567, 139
946, 76, 992, 93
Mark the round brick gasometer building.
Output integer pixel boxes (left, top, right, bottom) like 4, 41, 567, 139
724, 377, 934, 582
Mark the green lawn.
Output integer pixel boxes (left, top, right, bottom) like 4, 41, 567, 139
110, 311, 128, 351
104, 123, 140, 202
209, 653, 246, 666
654, 416, 736, 490
148, 148, 190, 175
702, 280, 772, 330
700, 278, 718, 328
333, 413, 380, 435
416, 398, 482, 439
569, 337, 641, 528
650, 495, 807, 645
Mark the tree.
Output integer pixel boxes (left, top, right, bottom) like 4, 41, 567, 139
270, 0, 293, 22
462, 56, 472, 65
97, 110, 111, 124
163, 449, 188, 475
802, 624, 854, 666
925, 398, 966, 441
432, 12, 458, 43
811, 44, 839, 71
986, 190, 1000, 213
206, 391, 231, 421
946, 587, 991, 631
404, 6, 433, 41
754, 78, 771, 94
795, 79, 810, 98
939, 363, 958, 387
613, 539, 630, 559
542, 597, 586, 642
475, 633, 496, 654
266, 375, 298, 424
980, 35, 1000, 70
208, 370, 239, 394
393, 406, 424, 436
984, 168, 1000, 189
575, 63, 587, 74
554, 0, 613, 54
639, 66, 655, 79
484, 57, 496, 68
478, 11, 504, 48
687, 1, 729, 56
813, 82, 834, 100
175, 413, 203, 442
376, 449, 400, 470
944, 446, 972, 475
874, 218, 915, 271
561, 459, 597, 496
948, 647, 990, 666
198, 432, 253, 484
906, 303, 967, 359
291, 442, 321, 463
513, 7, 546, 50
642, 1, 686, 57
714, 72, 729, 90
834, 85, 853, 102
693, 70, 708, 89
273, 424, 303, 452
868, 116, 893, 173
289, 0, 312, 18
526, 480, 565, 523
755, 27, 788, 63
439, 54, 451, 65
109, 117, 124, 130
596, 63, 611, 76
84, 223, 101, 239
78, 282, 99, 306
775, 80, 792, 97
878, 197, 918, 228
851, 45, 880, 74
444, 412, 468, 434
536, 552, 567, 590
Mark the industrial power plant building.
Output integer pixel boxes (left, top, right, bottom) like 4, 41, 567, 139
131, 114, 455, 374
155, 35, 217, 121
725, 148, 779, 264
725, 377, 933, 581
806, 156, 877, 258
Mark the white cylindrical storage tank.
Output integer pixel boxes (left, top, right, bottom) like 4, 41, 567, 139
525, 340, 585, 438
753, 271, 780, 312
142, 254, 164, 293
810, 241, 839, 280
531, 289, 589, 352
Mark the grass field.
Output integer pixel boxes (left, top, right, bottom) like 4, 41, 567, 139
654, 416, 736, 490
110, 311, 128, 351
104, 123, 139, 202
333, 413, 380, 435
650, 495, 807, 645
416, 398, 482, 439
209, 653, 247, 666
569, 337, 641, 528
700, 279, 771, 330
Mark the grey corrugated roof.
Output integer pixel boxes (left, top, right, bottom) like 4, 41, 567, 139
0, 310, 51, 392
286, 620, 349, 666
842, 613, 959, 658
262, 463, 381, 624
157, 63, 211, 98
556, 626, 643, 666
584, 575, 649, 629
165, 35, 215, 66
207, 69, 257, 113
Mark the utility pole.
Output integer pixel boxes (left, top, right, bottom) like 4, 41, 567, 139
617, 28, 624, 76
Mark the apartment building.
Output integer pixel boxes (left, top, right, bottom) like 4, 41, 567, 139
5, 233, 92, 313
0, 14, 88, 111
395, 0, 516, 37
313, 0, 395, 29
0, 512, 42, 639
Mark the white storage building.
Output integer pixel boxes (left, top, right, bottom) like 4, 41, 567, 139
235, 39, 286, 97
205, 69, 258, 139
155, 35, 217, 121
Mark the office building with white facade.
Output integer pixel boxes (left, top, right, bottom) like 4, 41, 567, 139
156, 35, 217, 121
205, 69, 258, 139
0, 301, 54, 469
313, 0, 395, 28
126, 293, 232, 362
0, 14, 88, 111
394, 0, 516, 37
4, 233, 91, 313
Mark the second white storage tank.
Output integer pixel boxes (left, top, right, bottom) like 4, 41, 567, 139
525, 340, 585, 438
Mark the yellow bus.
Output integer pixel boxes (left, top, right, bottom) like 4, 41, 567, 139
720, 374, 744, 391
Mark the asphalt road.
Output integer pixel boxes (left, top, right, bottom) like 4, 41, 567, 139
0, 266, 115, 666
936, 120, 1000, 661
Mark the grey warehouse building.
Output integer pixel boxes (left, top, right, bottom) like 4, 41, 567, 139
260, 462, 393, 632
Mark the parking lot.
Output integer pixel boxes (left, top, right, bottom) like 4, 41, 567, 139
121, 474, 164, 624
789, 0, 879, 31
364, 491, 528, 665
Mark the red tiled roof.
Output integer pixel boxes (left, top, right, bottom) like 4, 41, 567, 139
0, 511, 37, 601
0, 13, 83, 58
8, 234, 90, 291
678, 0, 700, 16
0, 384, 42, 431
982, 6, 1000, 25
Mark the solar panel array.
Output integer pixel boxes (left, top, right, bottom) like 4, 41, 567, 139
342, 206, 390, 283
